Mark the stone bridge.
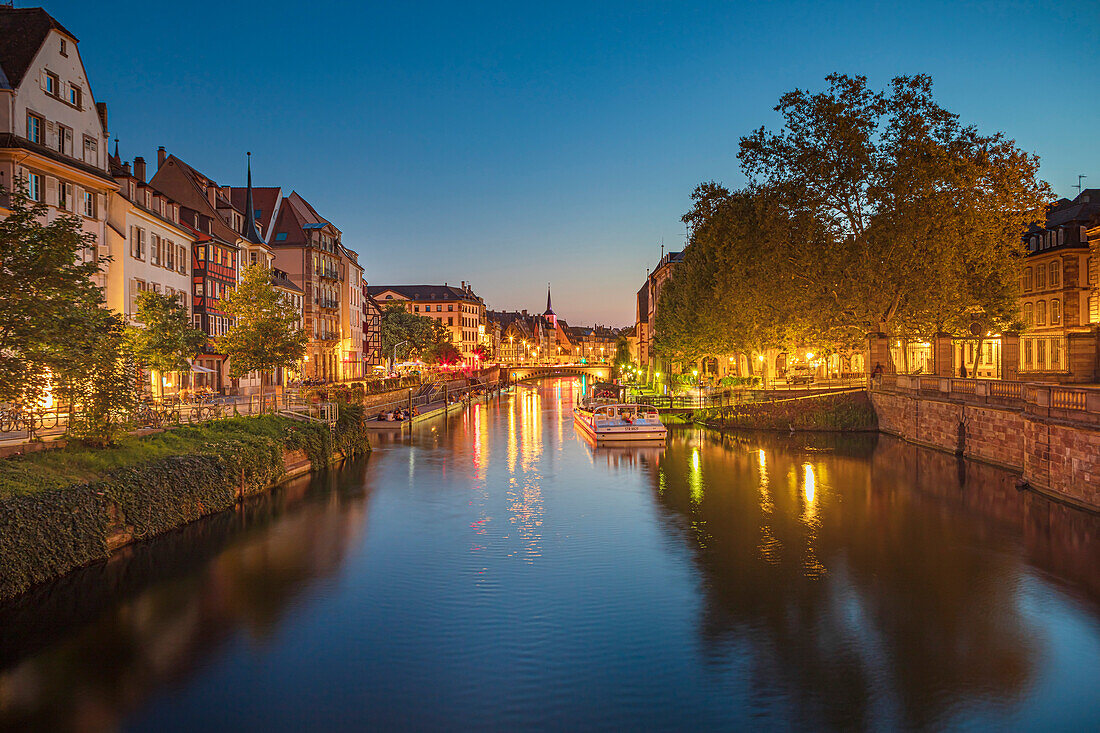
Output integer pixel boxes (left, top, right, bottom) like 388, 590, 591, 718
507, 364, 612, 382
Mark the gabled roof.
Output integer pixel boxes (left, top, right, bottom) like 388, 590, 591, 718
0, 7, 77, 90
229, 186, 280, 232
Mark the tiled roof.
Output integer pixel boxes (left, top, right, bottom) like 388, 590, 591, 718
368, 284, 482, 302
0, 7, 77, 90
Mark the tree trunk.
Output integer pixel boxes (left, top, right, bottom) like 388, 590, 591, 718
901, 341, 910, 375
973, 334, 986, 378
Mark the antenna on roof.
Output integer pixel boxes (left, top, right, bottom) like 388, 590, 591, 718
1074, 174, 1087, 195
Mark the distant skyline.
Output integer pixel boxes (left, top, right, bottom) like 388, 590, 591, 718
42, 0, 1100, 326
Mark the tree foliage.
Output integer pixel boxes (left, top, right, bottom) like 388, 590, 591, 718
218, 264, 307, 380
127, 290, 207, 396
0, 186, 106, 404
60, 308, 139, 447
657, 74, 1051, 366
380, 304, 450, 363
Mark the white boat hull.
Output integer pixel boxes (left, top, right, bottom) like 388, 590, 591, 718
573, 407, 667, 442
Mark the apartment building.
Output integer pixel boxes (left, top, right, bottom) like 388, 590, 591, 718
105, 150, 192, 322
1014, 190, 1100, 381
363, 288, 383, 371
0, 6, 114, 287
368, 283, 487, 364
341, 253, 364, 380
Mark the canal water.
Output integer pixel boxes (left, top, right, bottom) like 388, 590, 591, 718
1, 378, 1099, 731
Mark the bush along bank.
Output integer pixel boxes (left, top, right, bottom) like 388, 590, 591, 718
0, 407, 369, 602
690, 391, 878, 432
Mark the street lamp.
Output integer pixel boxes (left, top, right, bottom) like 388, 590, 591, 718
392, 340, 408, 372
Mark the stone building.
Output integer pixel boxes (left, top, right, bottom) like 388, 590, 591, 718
1014, 189, 1100, 381
369, 283, 487, 364
0, 6, 113, 288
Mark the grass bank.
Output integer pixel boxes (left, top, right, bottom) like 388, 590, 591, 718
0, 407, 370, 601
690, 391, 877, 432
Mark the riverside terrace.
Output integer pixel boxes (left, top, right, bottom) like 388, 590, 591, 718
871, 375, 1100, 510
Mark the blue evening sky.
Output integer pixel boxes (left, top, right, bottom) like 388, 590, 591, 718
44, 0, 1100, 326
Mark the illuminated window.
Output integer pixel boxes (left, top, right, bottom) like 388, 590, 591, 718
1050, 261, 1060, 287
1023, 267, 1033, 291
1036, 264, 1046, 289
1051, 298, 1060, 325
1036, 300, 1046, 326
1023, 302, 1034, 327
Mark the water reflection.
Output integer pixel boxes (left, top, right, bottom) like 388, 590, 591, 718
1, 381, 1097, 731
654, 428, 1099, 729
0, 463, 373, 732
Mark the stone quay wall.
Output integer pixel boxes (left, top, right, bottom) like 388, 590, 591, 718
871, 376, 1100, 510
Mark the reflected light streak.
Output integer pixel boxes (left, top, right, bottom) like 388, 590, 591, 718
803, 462, 816, 505
689, 447, 704, 504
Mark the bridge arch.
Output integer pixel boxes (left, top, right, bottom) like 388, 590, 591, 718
508, 365, 612, 382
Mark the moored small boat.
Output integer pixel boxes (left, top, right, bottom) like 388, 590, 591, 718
573, 402, 667, 442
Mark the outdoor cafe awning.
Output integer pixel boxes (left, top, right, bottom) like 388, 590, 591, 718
190, 364, 217, 374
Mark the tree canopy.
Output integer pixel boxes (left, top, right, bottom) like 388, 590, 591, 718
380, 304, 450, 364
127, 290, 207, 396
218, 264, 307, 381
656, 74, 1051, 366
0, 186, 106, 403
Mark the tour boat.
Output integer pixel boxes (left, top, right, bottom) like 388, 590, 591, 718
574, 403, 667, 442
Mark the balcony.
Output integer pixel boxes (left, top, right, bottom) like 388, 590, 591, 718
315, 296, 339, 310
317, 266, 342, 281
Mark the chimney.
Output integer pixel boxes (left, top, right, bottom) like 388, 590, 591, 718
522, 309, 527, 317
122, 161, 131, 176
95, 102, 108, 135
157, 146, 166, 169
133, 156, 146, 182
207, 186, 217, 207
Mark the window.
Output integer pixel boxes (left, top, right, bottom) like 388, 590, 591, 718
58, 181, 71, 211
165, 240, 174, 270
57, 124, 71, 155
1022, 268, 1033, 291
1036, 264, 1046, 289
1036, 339, 1046, 370
1023, 339, 1033, 370
150, 235, 161, 265
1058, 228, 1065, 246
414, 305, 419, 313
1036, 300, 1046, 326
1051, 298, 1061, 325
1050, 261, 1061, 288
276, 232, 287, 241
45, 71, 59, 96
1090, 294, 1099, 324
195, 281, 204, 297
68, 84, 81, 108
131, 227, 145, 259
27, 172, 42, 201
448, 304, 454, 311
1023, 302, 1034, 327
1052, 338, 1062, 370
60, 38, 67, 56
82, 136, 97, 166
437, 305, 442, 312
196, 245, 205, 262
26, 112, 43, 143
178, 245, 188, 274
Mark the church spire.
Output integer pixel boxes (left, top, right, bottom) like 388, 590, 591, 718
543, 284, 555, 317
242, 152, 265, 245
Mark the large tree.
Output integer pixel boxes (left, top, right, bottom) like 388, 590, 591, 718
219, 264, 307, 405
737, 74, 1051, 358
380, 304, 450, 366
128, 290, 207, 398
0, 186, 106, 404
60, 308, 139, 447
